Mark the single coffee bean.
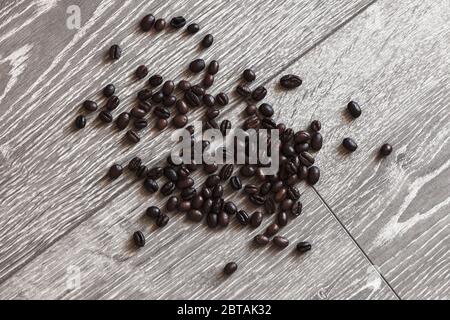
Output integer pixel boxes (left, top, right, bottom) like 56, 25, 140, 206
297, 165, 308, 180
271, 181, 284, 193
189, 59, 205, 73
156, 119, 168, 130
244, 184, 258, 195
201, 34, 213, 48
130, 107, 146, 119
133, 231, 145, 247
160, 81, 174, 96
143, 178, 158, 193
273, 236, 289, 249
307, 166, 320, 185
184, 90, 201, 107
236, 210, 249, 226
166, 196, 179, 212
280, 128, 294, 143
134, 119, 148, 130
187, 209, 203, 222
286, 174, 298, 186
201, 187, 212, 199
178, 165, 191, 178
245, 104, 257, 116
177, 177, 194, 189
250, 211, 263, 228
135, 65, 148, 79
146, 166, 163, 179
254, 234, 269, 246
264, 197, 276, 215
109, 44, 121, 60
291, 201, 303, 217
294, 131, 310, 143
281, 143, 296, 158
154, 106, 170, 119
140, 14, 155, 31
236, 84, 252, 97
178, 200, 191, 212
152, 91, 164, 103
240, 165, 256, 177
186, 23, 200, 34
128, 157, 142, 172
310, 132, 323, 151
310, 120, 321, 132
191, 195, 204, 210
98, 110, 113, 123
216, 92, 229, 106
275, 188, 287, 203
277, 211, 288, 227
224, 201, 237, 215
223, 262, 237, 275
205, 108, 219, 120
154, 18, 166, 31
103, 84, 115, 97
149, 74, 163, 87
208, 60, 219, 75
287, 186, 301, 201
178, 80, 191, 92
343, 137, 358, 152
249, 194, 265, 206
160, 181, 175, 196
139, 101, 152, 113
105, 95, 120, 111
296, 241, 312, 253
211, 198, 224, 214
202, 198, 213, 214
277, 123, 287, 134
146, 206, 161, 219
284, 161, 297, 175
173, 114, 188, 128
259, 103, 274, 117
265, 223, 280, 237
202, 74, 214, 88
156, 214, 169, 228
380, 143, 393, 157
230, 176, 242, 190
108, 164, 123, 179
205, 174, 220, 188
83, 100, 98, 112
164, 167, 178, 182
75, 115, 86, 129
220, 120, 231, 135
219, 164, 233, 181
259, 182, 272, 196
170, 16, 186, 28
252, 86, 267, 101
347, 101, 362, 118
280, 74, 303, 89
243, 69, 256, 82
212, 185, 224, 199
206, 213, 218, 228
181, 187, 196, 200
191, 85, 205, 97
243, 115, 260, 130
176, 100, 189, 115
162, 95, 176, 107
203, 94, 216, 108
299, 152, 315, 167
137, 88, 152, 102
281, 199, 294, 211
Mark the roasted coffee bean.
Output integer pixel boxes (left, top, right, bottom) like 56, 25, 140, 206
280, 74, 302, 89
220, 120, 231, 135
294, 131, 310, 144
205, 174, 220, 188
203, 94, 216, 108
133, 118, 148, 130
284, 161, 297, 175
270, 181, 283, 193
139, 101, 152, 114
187, 209, 203, 222
287, 186, 301, 201
156, 119, 168, 130
243, 69, 256, 82
252, 86, 267, 101
286, 174, 298, 186
254, 234, 269, 246
178, 165, 191, 178
154, 106, 170, 119
249, 194, 265, 206
130, 107, 146, 119
250, 211, 263, 228
380, 143, 393, 157
175, 201, 189, 213
203, 109, 218, 121
156, 214, 169, 228
187, 23, 200, 34
310, 120, 321, 132
162, 95, 176, 107
170, 16, 186, 28
109, 44, 121, 60
273, 236, 289, 249
297, 165, 308, 180
216, 92, 229, 106
275, 188, 287, 203
223, 262, 237, 275
201, 187, 212, 199
146, 167, 162, 180
176, 100, 189, 115
343, 137, 358, 152
164, 167, 178, 182
310, 132, 323, 151
218, 211, 230, 227
108, 164, 123, 179
104, 96, 120, 111
264, 197, 276, 215
83, 100, 98, 112
149, 74, 163, 87
154, 18, 166, 31
245, 104, 257, 116
203, 74, 214, 88
211, 198, 224, 214
181, 187, 197, 200
244, 115, 260, 130
140, 14, 155, 31
201, 34, 213, 48
259, 182, 272, 196
224, 201, 237, 215
296, 241, 312, 253
236, 210, 249, 226
299, 152, 315, 167
184, 90, 201, 107
281, 199, 294, 211
202, 198, 213, 214
219, 164, 233, 181
203, 163, 218, 174
166, 196, 179, 212
258, 103, 274, 117
206, 213, 218, 228
178, 80, 191, 92
347, 101, 362, 118
143, 178, 159, 193
307, 166, 320, 185
244, 184, 258, 195
103, 84, 115, 97
75, 115, 86, 129
133, 231, 145, 247
281, 144, 296, 158
162, 80, 175, 96
135, 165, 147, 178
291, 201, 303, 217
128, 157, 142, 172
189, 59, 205, 73
160, 181, 175, 196
173, 114, 188, 128
99, 110, 113, 123
236, 84, 251, 97
191, 195, 204, 210
212, 184, 224, 199
135, 65, 148, 79
261, 118, 277, 130
146, 206, 161, 219
265, 223, 280, 237
277, 211, 288, 227
208, 60, 219, 75
230, 176, 242, 190
295, 143, 310, 153
177, 177, 194, 189
152, 91, 164, 103
204, 119, 219, 130
240, 165, 256, 177
191, 85, 205, 97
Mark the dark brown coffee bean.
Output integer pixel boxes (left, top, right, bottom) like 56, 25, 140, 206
296, 241, 312, 253
156, 214, 169, 228
154, 18, 166, 31
277, 211, 288, 227
98, 110, 113, 123
154, 106, 170, 119
177, 177, 194, 189
284, 161, 297, 175
291, 201, 303, 217
343, 138, 358, 152
181, 187, 196, 200
275, 188, 287, 203
201, 34, 213, 48
203, 163, 218, 174
191, 195, 204, 210
170, 16, 186, 28
205, 174, 220, 188
281, 143, 296, 158
137, 88, 152, 101
130, 107, 146, 119
236, 84, 251, 97
244, 184, 258, 195
162, 95, 176, 107
258, 103, 274, 117
189, 59, 205, 73
243, 69, 256, 82
216, 92, 229, 106
83, 100, 98, 112
223, 262, 237, 275
161, 80, 174, 96
109, 44, 121, 60
201, 187, 212, 199
219, 164, 233, 181
224, 201, 237, 215
140, 14, 155, 31
280, 128, 294, 143
380, 143, 393, 157
297, 165, 308, 180
166, 196, 179, 212
281, 199, 294, 211
273, 236, 289, 249
186, 23, 200, 34
307, 166, 320, 185
294, 131, 310, 143
204, 119, 219, 130
208, 60, 219, 75
310, 132, 323, 151
270, 181, 283, 193
164, 167, 178, 182
286, 174, 298, 186
173, 114, 188, 128
310, 120, 321, 132
243, 115, 260, 130
75, 115, 86, 129
206, 213, 218, 228
212, 184, 224, 199
250, 211, 263, 228
175, 100, 189, 115
265, 223, 279, 237
287, 186, 301, 201
149, 74, 163, 87
147, 166, 163, 179
108, 164, 123, 179
178, 200, 191, 212
236, 210, 249, 226
261, 118, 277, 130
252, 86, 267, 101
106, 96, 120, 111
203, 94, 216, 108
205, 108, 219, 120
249, 194, 265, 206
191, 85, 205, 97
347, 101, 362, 118
259, 182, 271, 196
115, 112, 130, 131
240, 165, 256, 177
202, 74, 214, 88
187, 209, 203, 222
280, 74, 302, 89
160, 181, 175, 196
128, 157, 142, 173
218, 212, 230, 227
152, 91, 164, 103
211, 198, 224, 214
178, 80, 191, 92
245, 104, 257, 116
299, 152, 315, 167
133, 119, 147, 130
230, 176, 242, 190
254, 234, 269, 246
146, 206, 161, 219
184, 90, 201, 107
103, 84, 115, 97
156, 119, 168, 130
143, 178, 158, 193
202, 198, 213, 214
264, 197, 276, 215
133, 231, 145, 247
135, 65, 148, 79
178, 165, 191, 178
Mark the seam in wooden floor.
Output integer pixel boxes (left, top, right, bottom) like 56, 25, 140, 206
0, 0, 381, 292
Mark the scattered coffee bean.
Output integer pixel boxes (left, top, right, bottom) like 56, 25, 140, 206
287, 186, 301, 201
307, 166, 320, 185
106, 96, 120, 111
189, 59, 205, 73
154, 18, 166, 31
185, 90, 201, 107
281, 198, 294, 211
252, 86, 267, 101
297, 165, 308, 180
223, 262, 237, 275
135, 65, 148, 79
265, 223, 280, 237
99, 110, 113, 123
294, 131, 310, 143
216, 92, 229, 106
202, 187, 212, 199
250, 211, 263, 228
175, 100, 189, 115
299, 152, 315, 167
146, 206, 161, 219
343, 137, 358, 152
206, 213, 218, 228
347, 101, 362, 118
162, 80, 175, 96
191, 85, 205, 97
254, 234, 269, 246
205, 174, 220, 188
245, 104, 257, 116
187, 209, 203, 222
163, 95, 176, 107
140, 14, 155, 31
128, 157, 142, 171
380, 143, 393, 157
146, 166, 163, 179
201, 34, 214, 48
177, 177, 194, 189
160, 181, 175, 196
219, 164, 233, 181
261, 118, 277, 129
103, 84, 115, 97
136, 165, 149, 178
277, 211, 288, 227
273, 236, 289, 249
83, 100, 98, 112
202, 198, 213, 214
173, 114, 188, 128
291, 201, 303, 217
203, 94, 216, 108
108, 164, 123, 179
259, 182, 272, 196
130, 107, 146, 119
259, 103, 274, 117
152, 91, 164, 103
179, 200, 191, 212
181, 187, 197, 200
310, 120, 321, 132
75, 115, 86, 129
138, 89, 152, 102
224, 201, 237, 215
218, 211, 230, 227
170, 16, 186, 28
154, 106, 171, 119
208, 60, 219, 75
166, 196, 179, 212
249, 194, 265, 206
156, 119, 168, 130
149, 74, 163, 87
211, 198, 224, 214
296, 241, 312, 253
236, 210, 249, 226
191, 195, 204, 210
109, 44, 121, 60
280, 74, 303, 89
212, 185, 224, 199
264, 197, 276, 215
243, 115, 260, 130
134, 119, 148, 130
133, 231, 145, 247
202, 74, 214, 88
244, 184, 258, 195
275, 188, 287, 203
203, 163, 218, 174
143, 178, 159, 193
243, 69, 256, 82
126, 130, 140, 143
156, 214, 169, 228
236, 84, 252, 97
310, 132, 323, 151
230, 176, 242, 190
186, 23, 200, 34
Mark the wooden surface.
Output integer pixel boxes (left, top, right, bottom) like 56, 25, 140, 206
0, 0, 447, 300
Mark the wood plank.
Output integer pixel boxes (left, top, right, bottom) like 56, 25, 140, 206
0, 188, 396, 299
213, 0, 448, 299
0, 0, 375, 283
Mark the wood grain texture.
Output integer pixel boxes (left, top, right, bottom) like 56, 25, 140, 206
217, 0, 448, 299
0, 0, 384, 298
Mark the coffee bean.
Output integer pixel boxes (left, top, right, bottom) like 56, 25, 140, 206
224, 201, 237, 215
296, 241, 312, 253
206, 213, 218, 228
347, 101, 361, 118
281, 199, 294, 211
75, 115, 86, 129
273, 236, 289, 249
219, 164, 233, 181
134, 119, 148, 130
243, 69, 256, 82
264, 197, 276, 215
135, 65, 148, 79
133, 231, 145, 247
146, 206, 161, 219
108, 164, 123, 179
136, 165, 148, 178
299, 152, 315, 167
275, 188, 287, 203
187, 23, 200, 34
184, 90, 201, 107
83, 100, 98, 112
137, 89, 152, 102
164, 167, 178, 182
202, 198, 213, 214
287, 186, 300, 201
161, 81, 174, 96
156, 119, 168, 130
109, 44, 121, 60
281, 143, 296, 158
128, 157, 142, 171
277, 211, 288, 227
212, 185, 224, 199
178, 80, 191, 92
284, 161, 297, 175
249, 194, 265, 206
173, 114, 188, 128
154, 18, 166, 31
211, 198, 224, 214
259, 182, 272, 196
140, 14, 155, 31
280, 128, 294, 143
149, 74, 163, 87
201, 94, 215, 108
201, 187, 212, 199
208, 60, 219, 75
99, 110, 113, 123
130, 107, 146, 119
259, 103, 274, 117
294, 131, 310, 143
156, 214, 169, 228
252, 86, 267, 101
179, 200, 191, 212
310, 132, 323, 151
250, 211, 263, 228
254, 234, 269, 246
161, 181, 175, 196
244, 184, 258, 195
280, 74, 302, 89
105, 96, 120, 111
139, 101, 152, 114
103, 84, 115, 98
191, 195, 204, 210
154, 106, 170, 119
202, 74, 214, 88
204, 119, 218, 130
166, 196, 179, 212
310, 120, 321, 132
285, 174, 298, 186
201, 34, 213, 48
178, 165, 191, 178
261, 118, 277, 130
236, 84, 252, 97
187, 209, 203, 222
189, 59, 205, 73
202, 163, 217, 174
291, 201, 303, 217
170, 16, 186, 28
245, 104, 257, 116
243, 115, 260, 130
205, 174, 220, 188
270, 181, 283, 193
380, 143, 393, 157
143, 178, 159, 193
147, 166, 163, 179
177, 177, 194, 189
216, 92, 229, 106
297, 165, 308, 180
220, 120, 231, 135
191, 85, 205, 97
223, 262, 237, 275
234, 210, 248, 226
152, 91, 164, 103
307, 166, 320, 185
343, 138, 358, 152
175, 101, 188, 115
163, 95, 176, 107
265, 223, 279, 237
240, 165, 256, 177
181, 187, 196, 200
230, 176, 242, 190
